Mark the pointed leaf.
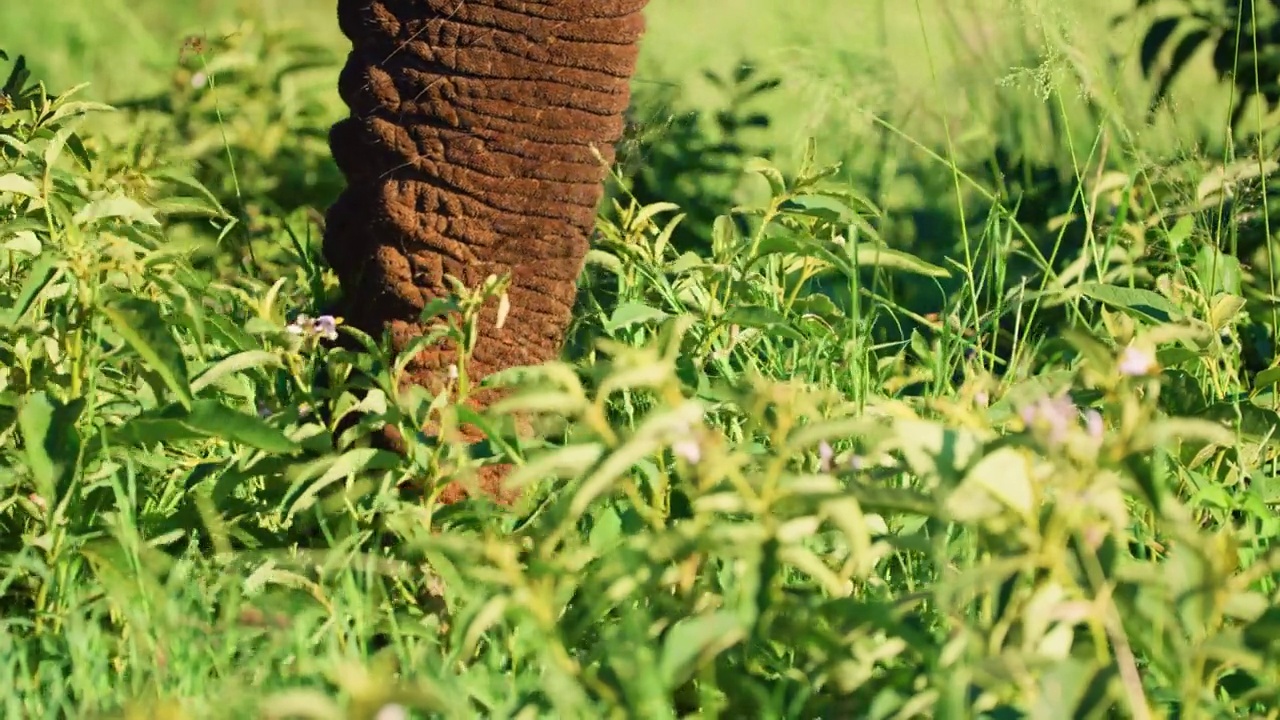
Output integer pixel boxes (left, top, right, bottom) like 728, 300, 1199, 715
190, 350, 283, 394
17, 391, 82, 501
2, 254, 60, 327
100, 296, 193, 409
113, 400, 299, 454
659, 611, 746, 687
604, 302, 670, 334
1078, 282, 1182, 323
852, 244, 949, 277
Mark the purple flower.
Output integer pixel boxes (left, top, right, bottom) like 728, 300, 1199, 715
818, 441, 834, 472
286, 312, 342, 341
1020, 393, 1078, 447
312, 315, 339, 341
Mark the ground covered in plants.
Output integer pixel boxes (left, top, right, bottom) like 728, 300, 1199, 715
3, 1, 1280, 718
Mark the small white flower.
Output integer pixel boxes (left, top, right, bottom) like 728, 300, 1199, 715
673, 438, 702, 465
286, 313, 311, 335
191, 71, 208, 89
448, 363, 459, 380
1083, 409, 1104, 442
1117, 345, 1157, 377
374, 704, 408, 720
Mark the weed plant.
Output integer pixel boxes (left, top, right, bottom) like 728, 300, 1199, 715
2, 1, 1280, 717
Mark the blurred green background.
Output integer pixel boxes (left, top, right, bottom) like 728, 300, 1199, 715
0, 0, 1233, 166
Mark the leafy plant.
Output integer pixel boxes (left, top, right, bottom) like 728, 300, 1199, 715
5, 5, 1280, 718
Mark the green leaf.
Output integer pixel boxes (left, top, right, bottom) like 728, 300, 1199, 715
112, 400, 299, 454
2, 253, 60, 328
1194, 245, 1242, 296
17, 391, 83, 501
99, 296, 193, 409
185, 401, 301, 453
151, 196, 226, 219
779, 194, 860, 224
587, 503, 625, 554
256, 690, 343, 720
190, 350, 283, 394
948, 446, 1036, 522
1200, 402, 1280, 445
72, 194, 159, 227
722, 305, 806, 342
1157, 345, 1201, 369
0, 173, 41, 199
745, 157, 786, 197
503, 443, 605, 492
604, 302, 670, 334
1164, 214, 1194, 253
1078, 282, 1182, 323
987, 370, 1075, 423
285, 448, 402, 516
752, 232, 849, 275
791, 293, 844, 321
631, 201, 681, 230
1207, 293, 1246, 331
42, 125, 77, 176
851, 244, 949, 277
711, 214, 741, 254
659, 611, 746, 687
2, 230, 40, 255
1032, 658, 1103, 719
44, 97, 113, 126
1253, 366, 1280, 395
151, 167, 227, 214
891, 417, 982, 486
1166, 541, 1213, 640
787, 415, 878, 450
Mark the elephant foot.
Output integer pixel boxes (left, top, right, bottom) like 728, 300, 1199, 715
321, 0, 652, 514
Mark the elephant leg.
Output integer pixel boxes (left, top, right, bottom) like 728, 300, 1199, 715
324, 0, 651, 504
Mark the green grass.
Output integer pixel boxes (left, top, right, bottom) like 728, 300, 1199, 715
4, 1, 1280, 718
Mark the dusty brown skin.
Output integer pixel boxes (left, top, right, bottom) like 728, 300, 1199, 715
325, 0, 651, 504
